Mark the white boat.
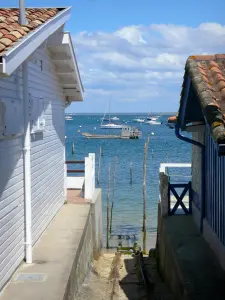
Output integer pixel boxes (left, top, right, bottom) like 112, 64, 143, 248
111, 116, 120, 121
100, 123, 125, 129
133, 118, 145, 123
146, 120, 161, 125
65, 115, 73, 120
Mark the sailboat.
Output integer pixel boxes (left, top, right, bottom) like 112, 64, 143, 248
100, 97, 124, 129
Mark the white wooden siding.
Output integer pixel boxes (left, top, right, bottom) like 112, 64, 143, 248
0, 137, 25, 289
0, 47, 66, 290
29, 49, 65, 244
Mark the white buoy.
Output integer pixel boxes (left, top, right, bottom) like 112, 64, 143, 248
94, 127, 96, 130
151, 132, 155, 135
79, 125, 82, 128
65, 136, 67, 139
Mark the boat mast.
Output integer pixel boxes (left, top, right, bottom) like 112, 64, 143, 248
108, 95, 111, 122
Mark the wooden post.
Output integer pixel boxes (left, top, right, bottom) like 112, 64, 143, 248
106, 163, 111, 249
143, 136, 150, 254
110, 157, 117, 234
72, 142, 75, 155
130, 161, 133, 185
97, 146, 102, 185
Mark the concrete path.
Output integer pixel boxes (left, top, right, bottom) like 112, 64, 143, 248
0, 203, 90, 300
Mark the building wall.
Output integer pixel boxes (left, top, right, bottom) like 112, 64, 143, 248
0, 48, 65, 290
0, 137, 25, 290
29, 49, 65, 244
192, 129, 204, 209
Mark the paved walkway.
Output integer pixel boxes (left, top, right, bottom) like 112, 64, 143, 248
67, 189, 89, 204
0, 203, 90, 300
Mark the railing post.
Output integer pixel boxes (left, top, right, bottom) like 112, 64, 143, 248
85, 153, 96, 200
189, 181, 192, 214
85, 155, 92, 200
89, 153, 95, 198
159, 171, 169, 216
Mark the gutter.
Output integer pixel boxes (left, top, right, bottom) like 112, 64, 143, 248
22, 60, 32, 263
175, 125, 205, 233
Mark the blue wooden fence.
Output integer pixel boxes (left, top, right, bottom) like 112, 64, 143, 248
205, 126, 225, 245
168, 182, 192, 215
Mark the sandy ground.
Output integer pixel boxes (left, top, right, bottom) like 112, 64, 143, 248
75, 252, 148, 300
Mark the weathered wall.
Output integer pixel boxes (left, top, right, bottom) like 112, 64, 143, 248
91, 188, 102, 259
156, 204, 184, 300
192, 129, 204, 209
64, 190, 103, 300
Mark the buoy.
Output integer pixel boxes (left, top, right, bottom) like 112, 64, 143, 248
94, 127, 96, 130
79, 125, 82, 128
77, 130, 80, 132
65, 136, 67, 139
151, 132, 155, 135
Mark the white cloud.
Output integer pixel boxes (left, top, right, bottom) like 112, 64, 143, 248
71, 23, 225, 112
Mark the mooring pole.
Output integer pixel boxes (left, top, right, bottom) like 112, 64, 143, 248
130, 161, 133, 185
97, 146, 102, 185
106, 163, 111, 249
143, 136, 150, 254
110, 156, 117, 234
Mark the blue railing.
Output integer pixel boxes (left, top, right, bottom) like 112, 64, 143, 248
205, 126, 225, 245
168, 182, 192, 215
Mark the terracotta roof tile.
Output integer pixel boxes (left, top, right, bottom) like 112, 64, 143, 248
178, 54, 225, 143
0, 42, 5, 51
0, 29, 9, 35
0, 37, 13, 46
10, 30, 22, 39
4, 34, 18, 42
0, 8, 61, 56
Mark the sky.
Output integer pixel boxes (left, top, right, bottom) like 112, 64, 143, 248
3, 0, 225, 113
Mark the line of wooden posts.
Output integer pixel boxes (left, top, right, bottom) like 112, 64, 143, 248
97, 137, 150, 253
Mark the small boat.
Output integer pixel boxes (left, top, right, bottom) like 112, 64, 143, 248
100, 123, 125, 129
65, 115, 73, 120
146, 120, 161, 125
133, 118, 145, 123
111, 116, 120, 121
147, 116, 158, 121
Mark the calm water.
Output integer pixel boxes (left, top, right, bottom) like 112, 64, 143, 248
65, 114, 191, 247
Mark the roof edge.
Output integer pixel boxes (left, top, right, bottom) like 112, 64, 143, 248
1, 7, 71, 75
178, 56, 225, 144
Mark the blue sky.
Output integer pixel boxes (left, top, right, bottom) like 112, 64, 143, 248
3, 1, 225, 113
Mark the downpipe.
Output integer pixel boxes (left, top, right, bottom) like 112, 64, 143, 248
23, 60, 32, 263
175, 125, 205, 233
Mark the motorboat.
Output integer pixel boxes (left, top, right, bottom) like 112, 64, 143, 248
146, 120, 161, 125
65, 115, 73, 120
111, 116, 120, 121
100, 123, 125, 129
133, 118, 145, 123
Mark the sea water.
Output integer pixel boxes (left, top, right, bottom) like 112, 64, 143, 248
65, 114, 191, 247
